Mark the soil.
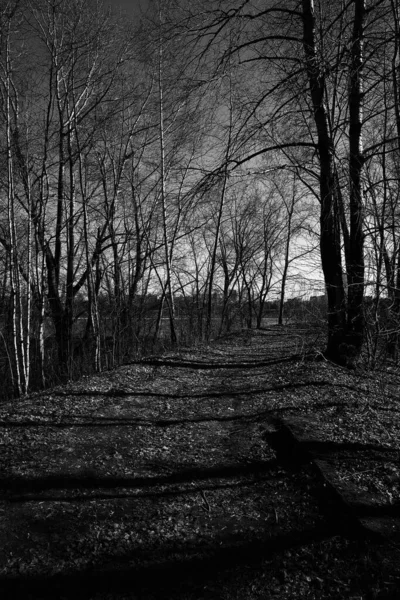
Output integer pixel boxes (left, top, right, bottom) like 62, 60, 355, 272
0, 326, 399, 599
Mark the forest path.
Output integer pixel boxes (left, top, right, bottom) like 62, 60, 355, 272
0, 327, 399, 599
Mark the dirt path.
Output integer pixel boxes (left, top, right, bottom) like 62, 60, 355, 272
0, 328, 399, 599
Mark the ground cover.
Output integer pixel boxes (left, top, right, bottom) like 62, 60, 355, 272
0, 327, 399, 599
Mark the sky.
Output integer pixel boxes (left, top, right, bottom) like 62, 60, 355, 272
106, 0, 149, 16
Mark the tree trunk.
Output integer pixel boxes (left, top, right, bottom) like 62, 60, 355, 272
158, 7, 177, 346
206, 172, 228, 339
388, 0, 400, 359
278, 178, 295, 326
302, 0, 347, 362
346, 0, 366, 356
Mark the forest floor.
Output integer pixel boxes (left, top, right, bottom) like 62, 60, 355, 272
0, 326, 400, 599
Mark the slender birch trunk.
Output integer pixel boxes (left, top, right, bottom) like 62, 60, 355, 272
158, 7, 177, 345
278, 176, 296, 326
3, 20, 27, 395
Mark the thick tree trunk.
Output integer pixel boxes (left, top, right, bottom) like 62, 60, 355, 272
302, 0, 347, 362
346, 0, 366, 355
45, 250, 71, 371
388, 0, 400, 359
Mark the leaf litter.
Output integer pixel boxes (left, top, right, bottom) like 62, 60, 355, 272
0, 327, 399, 599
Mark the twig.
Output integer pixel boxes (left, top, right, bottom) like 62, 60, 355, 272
200, 489, 211, 512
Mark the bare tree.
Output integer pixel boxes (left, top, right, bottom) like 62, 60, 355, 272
178, 0, 394, 364
0, 1, 32, 395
